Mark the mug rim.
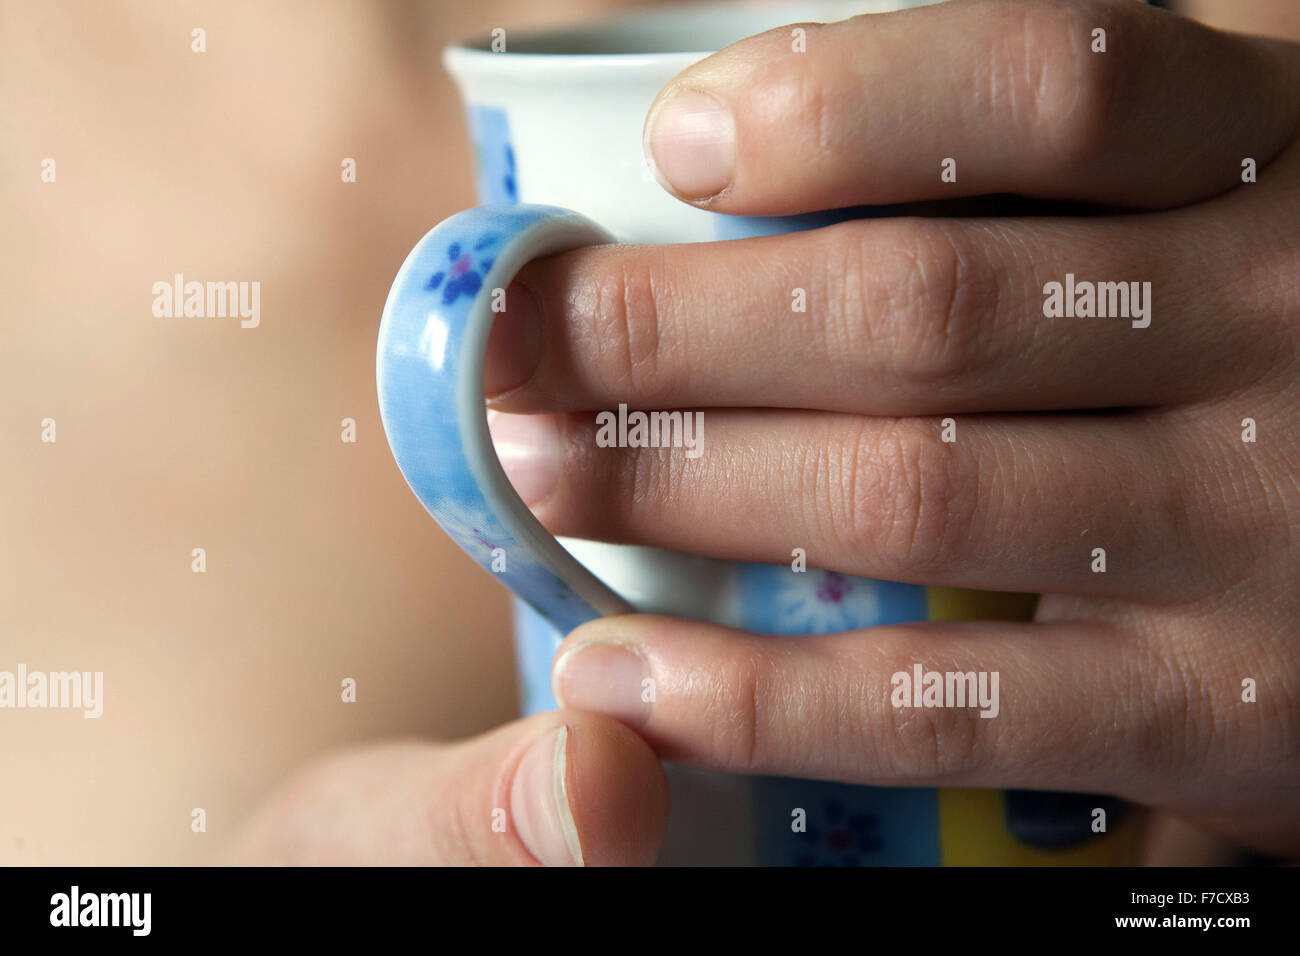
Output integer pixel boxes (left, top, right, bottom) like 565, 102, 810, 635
444, 0, 938, 64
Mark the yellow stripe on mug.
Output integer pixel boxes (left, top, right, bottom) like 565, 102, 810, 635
925, 587, 1145, 865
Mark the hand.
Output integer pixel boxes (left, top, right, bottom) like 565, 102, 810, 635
221, 712, 667, 865
486, 0, 1300, 854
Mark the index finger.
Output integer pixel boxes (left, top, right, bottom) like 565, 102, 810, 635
643, 0, 1300, 211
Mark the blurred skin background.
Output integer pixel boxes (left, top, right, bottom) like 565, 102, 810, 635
0, 0, 1291, 865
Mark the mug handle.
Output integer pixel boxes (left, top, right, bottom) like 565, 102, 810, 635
377, 204, 634, 635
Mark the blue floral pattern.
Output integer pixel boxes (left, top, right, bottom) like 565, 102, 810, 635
738, 565, 927, 635
377, 204, 614, 638
425, 235, 501, 306
754, 777, 942, 866
468, 106, 518, 204
796, 799, 884, 867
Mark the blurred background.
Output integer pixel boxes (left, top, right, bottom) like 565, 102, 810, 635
0, 0, 1281, 865
0, 0, 651, 865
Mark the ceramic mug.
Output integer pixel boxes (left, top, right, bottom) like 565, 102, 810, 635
377, 0, 1143, 865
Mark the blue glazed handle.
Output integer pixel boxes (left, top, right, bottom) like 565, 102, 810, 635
377, 204, 634, 634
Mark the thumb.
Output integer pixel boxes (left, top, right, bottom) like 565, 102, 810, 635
222, 711, 669, 866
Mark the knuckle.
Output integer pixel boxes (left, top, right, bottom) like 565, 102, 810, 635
569, 415, 678, 535
871, 637, 993, 780
705, 647, 768, 772
748, 23, 838, 162
1127, 642, 1210, 781
442, 783, 491, 867
998, 0, 1125, 171
1247, 655, 1300, 767
819, 222, 877, 365
843, 419, 977, 576
860, 221, 998, 388
1184, 638, 1300, 778
620, 438, 679, 520
387, 743, 491, 866
586, 251, 673, 402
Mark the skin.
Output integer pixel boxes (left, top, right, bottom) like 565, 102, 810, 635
497, 0, 1300, 859
223, 712, 668, 866
1, 0, 661, 868
227, 0, 1300, 864
8, 0, 1290, 867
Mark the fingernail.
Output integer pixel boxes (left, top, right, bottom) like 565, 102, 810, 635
484, 281, 542, 395
553, 640, 651, 728
510, 726, 584, 866
487, 411, 561, 505
645, 89, 734, 200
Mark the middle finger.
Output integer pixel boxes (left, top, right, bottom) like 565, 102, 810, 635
489, 406, 1204, 603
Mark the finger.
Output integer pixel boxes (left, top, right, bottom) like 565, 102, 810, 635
552, 615, 1162, 797
641, 0, 1300, 211
222, 711, 668, 866
489, 214, 1267, 416
490, 407, 1206, 603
